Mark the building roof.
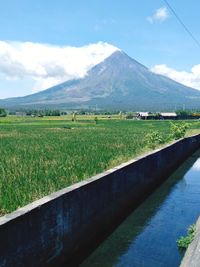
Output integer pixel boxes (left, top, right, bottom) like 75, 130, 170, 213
137, 112, 150, 117
160, 112, 177, 117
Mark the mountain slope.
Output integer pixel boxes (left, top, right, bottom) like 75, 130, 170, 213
1, 51, 200, 110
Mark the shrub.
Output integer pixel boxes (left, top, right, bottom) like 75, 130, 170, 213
170, 122, 188, 140
145, 130, 164, 149
177, 224, 196, 249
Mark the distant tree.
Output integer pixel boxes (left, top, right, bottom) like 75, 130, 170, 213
61, 111, 67, 115
176, 110, 191, 119
51, 110, 61, 116
104, 111, 112, 115
79, 110, 86, 115
125, 112, 134, 119
0, 108, 7, 117
25, 109, 61, 116
9, 111, 16, 115
94, 116, 98, 124
155, 113, 162, 120
26, 110, 32, 116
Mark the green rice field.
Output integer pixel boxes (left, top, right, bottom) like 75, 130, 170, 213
0, 115, 200, 215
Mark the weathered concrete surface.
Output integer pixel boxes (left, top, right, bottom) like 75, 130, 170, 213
180, 217, 200, 267
0, 134, 200, 267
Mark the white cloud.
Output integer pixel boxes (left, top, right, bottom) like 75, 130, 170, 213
147, 7, 169, 23
151, 64, 200, 90
0, 41, 119, 92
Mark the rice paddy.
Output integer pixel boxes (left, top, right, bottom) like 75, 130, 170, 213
0, 115, 200, 215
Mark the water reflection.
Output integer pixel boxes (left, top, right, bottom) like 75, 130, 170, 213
192, 158, 200, 171
81, 150, 200, 267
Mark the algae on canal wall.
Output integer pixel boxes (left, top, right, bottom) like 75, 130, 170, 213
180, 217, 200, 267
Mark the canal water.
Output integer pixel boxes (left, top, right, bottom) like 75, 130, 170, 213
80, 150, 200, 267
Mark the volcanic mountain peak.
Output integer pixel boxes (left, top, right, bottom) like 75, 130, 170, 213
1, 50, 200, 111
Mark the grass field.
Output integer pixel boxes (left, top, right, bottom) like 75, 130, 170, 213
1, 115, 200, 215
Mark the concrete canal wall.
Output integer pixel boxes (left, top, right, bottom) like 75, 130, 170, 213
1, 134, 200, 267
180, 216, 200, 267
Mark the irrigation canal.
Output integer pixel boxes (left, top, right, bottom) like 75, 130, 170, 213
79, 150, 200, 267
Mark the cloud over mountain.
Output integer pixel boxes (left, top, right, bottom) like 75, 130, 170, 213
151, 64, 200, 90
0, 41, 119, 92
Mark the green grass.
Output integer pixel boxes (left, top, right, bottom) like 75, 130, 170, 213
1, 116, 200, 215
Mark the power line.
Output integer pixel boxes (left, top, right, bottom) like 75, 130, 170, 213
163, 0, 200, 49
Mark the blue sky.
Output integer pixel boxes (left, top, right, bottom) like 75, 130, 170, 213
0, 0, 200, 98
